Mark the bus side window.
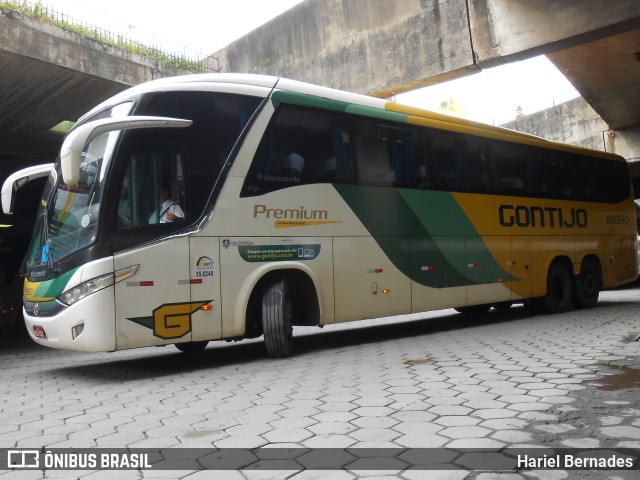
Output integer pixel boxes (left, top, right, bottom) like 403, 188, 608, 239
430, 131, 456, 190
577, 156, 597, 201
491, 141, 527, 196
545, 152, 575, 199
352, 119, 422, 189
242, 104, 352, 197
416, 133, 432, 189
354, 120, 395, 187
462, 139, 491, 193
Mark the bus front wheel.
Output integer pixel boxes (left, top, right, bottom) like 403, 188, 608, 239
262, 276, 294, 358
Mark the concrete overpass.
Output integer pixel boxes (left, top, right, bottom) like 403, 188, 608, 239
210, 0, 640, 160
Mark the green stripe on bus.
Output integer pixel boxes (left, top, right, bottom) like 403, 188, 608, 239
35, 267, 79, 299
345, 105, 409, 123
271, 91, 410, 123
399, 189, 517, 285
333, 185, 515, 287
272, 91, 351, 112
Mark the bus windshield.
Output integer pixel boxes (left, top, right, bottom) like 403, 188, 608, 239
26, 102, 133, 273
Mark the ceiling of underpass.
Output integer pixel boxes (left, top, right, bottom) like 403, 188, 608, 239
547, 25, 640, 131
0, 51, 127, 180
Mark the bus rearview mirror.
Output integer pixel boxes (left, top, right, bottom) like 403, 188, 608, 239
60, 116, 193, 186
1, 163, 53, 214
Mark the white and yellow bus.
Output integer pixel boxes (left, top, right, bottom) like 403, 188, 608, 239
2, 74, 637, 357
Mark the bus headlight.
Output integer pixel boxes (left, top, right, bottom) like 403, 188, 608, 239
59, 273, 114, 306
58, 265, 138, 307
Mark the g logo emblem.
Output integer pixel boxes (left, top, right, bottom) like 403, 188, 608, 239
152, 302, 208, 339
128, 301, 212, 339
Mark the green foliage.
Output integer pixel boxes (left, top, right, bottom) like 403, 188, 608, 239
0, 0, 209, 73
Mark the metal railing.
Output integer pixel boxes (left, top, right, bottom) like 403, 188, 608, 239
1, 0, 213, 72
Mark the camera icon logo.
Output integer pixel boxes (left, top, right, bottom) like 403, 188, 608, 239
7, 450, 40, 468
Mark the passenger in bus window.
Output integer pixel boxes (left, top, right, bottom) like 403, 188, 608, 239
117, 177, 132, 228
273, 152, 305, 178
150, 183, 184, 224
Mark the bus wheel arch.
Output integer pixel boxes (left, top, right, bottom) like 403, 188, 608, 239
572, 255, 602, 309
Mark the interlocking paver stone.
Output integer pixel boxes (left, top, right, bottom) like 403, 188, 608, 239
395, 433, 448, 447
434, 415, 481, 427
351, 416, 399, 429
308, 422, 356, 435
439, 426, 491, 439
303, 434, 357, 448
263, 428, 313, 443
350, 406, 394, 417
534, 423, 576, 434
600, 426, 640, 439
350, 427, 400, 442
225, 423, 273, 436
393, 421, 444, 435
428, 405, 472, 416
490, 429, 533, 443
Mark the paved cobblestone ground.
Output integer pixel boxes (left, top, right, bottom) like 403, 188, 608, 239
1, 284, 639, 479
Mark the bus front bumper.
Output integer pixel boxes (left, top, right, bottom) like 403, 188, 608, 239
23, 287, 116, 352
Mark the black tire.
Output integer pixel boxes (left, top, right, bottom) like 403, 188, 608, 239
175, 341, 208, 353
262, 277, 294, 358
572, 260, 600, 309
539, 262, 573, 314
454, 304, 491, 315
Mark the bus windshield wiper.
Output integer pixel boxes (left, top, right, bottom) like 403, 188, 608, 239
39, 208, 60, 273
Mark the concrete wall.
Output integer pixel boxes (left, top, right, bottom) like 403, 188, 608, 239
501, 97, 640, 163
0, 9, 185, 86
605, 127, 640, 163
209, 0, 640, 97
501, 97, 608, 151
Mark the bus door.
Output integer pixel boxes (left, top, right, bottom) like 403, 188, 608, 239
114, 237, 191, 350
111, 146, 195, 350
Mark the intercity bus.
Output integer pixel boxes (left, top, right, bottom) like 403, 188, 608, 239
2, 74, 637, 357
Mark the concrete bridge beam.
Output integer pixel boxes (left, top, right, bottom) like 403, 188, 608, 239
210, 0, 640, 101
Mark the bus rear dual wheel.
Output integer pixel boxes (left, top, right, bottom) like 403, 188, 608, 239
525, 260, 599, 314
